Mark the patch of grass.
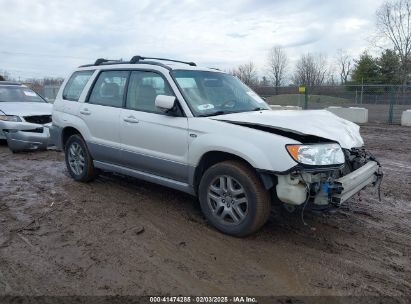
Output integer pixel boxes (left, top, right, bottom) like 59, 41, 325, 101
266, 94, 352, 107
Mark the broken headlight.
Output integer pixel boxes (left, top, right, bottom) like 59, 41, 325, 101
286, 143, 345, 166
0, 115, 22, 122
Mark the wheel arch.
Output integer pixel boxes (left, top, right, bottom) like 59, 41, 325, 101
62, 126, 83, 149
192, 150, 274, 194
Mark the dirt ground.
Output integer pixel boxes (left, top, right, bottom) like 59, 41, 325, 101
0, 124, 410, 299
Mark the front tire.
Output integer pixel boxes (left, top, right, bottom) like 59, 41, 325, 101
198, 160, 271, 237
65, 134, 96, 182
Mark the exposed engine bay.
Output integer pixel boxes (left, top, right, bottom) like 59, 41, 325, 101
275, 148, 383, 209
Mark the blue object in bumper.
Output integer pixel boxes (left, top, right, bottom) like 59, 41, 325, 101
322, 182, 331, 193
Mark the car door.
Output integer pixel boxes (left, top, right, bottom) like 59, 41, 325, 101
79, 70, 129, 165
119, 70, 189, 182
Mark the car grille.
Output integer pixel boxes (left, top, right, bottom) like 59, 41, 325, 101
24, 115, 52, 125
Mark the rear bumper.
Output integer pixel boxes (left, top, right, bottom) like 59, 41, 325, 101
49, 124, 64, 150
332, 161, 380, 204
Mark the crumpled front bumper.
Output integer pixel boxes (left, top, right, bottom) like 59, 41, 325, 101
332, 160, 380, 204
0, 120, 51, 151
276, 158, 382, 207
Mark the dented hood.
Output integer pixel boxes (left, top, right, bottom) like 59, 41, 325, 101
0, 102, 52, 117
211, 109, 364, 149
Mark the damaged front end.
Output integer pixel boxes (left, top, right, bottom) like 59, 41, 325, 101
214, 113, 383, 210
275, 148, 383, 210
0, 119, 51, 152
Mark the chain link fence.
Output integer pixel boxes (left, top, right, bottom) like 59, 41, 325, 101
254, 85, 411, 124
21, 81, 411, 124
23, 83, 62, 102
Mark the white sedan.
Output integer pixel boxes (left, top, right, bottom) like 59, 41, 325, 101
0, 81, 52, 152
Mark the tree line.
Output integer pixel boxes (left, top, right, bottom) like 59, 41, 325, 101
231, 47, 403, 88
0, 69, 64, 86
231, 0, 411, 89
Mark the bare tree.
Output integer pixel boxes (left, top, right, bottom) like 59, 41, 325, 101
0, 70, 11, 81
231, 62, 258, 87
43, 77, 65, 86
376, 0, 411, 86
260, 76, 270, 86
336, 49, 352, 84
267, 46, 288, 94
292, 53, 328, 87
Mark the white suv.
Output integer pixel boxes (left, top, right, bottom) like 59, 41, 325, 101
50, 56, 382, 236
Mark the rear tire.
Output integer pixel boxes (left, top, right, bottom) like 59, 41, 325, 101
65, 134, 96, 182
198, 160, 271, 237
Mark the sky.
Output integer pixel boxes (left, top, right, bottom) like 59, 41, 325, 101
0, 0, 387, 80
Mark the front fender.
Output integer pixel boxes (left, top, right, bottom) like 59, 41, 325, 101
188, 132, 298, 172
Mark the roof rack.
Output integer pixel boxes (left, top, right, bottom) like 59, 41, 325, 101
129, 56, 196, 66
94, 58, 123, 65
134, 60, 172, 70
78, 56, 197, 69
79, 58, 123, 68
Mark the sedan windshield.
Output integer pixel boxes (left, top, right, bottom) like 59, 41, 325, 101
0, 86, 46, 103
171, 70, 270, 116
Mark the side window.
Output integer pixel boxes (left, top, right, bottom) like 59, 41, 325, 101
62, 70, 94, 101
88, 71, 129, 107
126, 71, 174, 113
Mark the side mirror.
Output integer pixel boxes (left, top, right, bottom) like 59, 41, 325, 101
155, 95, 176, 111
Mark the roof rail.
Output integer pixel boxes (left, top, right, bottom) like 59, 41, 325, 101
94, 58, 123, 65
130, 55, 196, 67
78, 56, 196, 69
135, 60, 172, 70
78, 58, 123, 67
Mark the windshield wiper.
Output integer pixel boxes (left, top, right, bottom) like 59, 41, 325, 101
251, 107, 268, 111
197, 111, 228, 117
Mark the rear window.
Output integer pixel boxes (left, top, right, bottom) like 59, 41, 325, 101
88, 71, 129, 108
0, 86, 46, 103
63, 70, 94, 101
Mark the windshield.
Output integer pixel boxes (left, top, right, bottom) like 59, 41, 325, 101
0, 86, 46, 103
172, 70, 270, 116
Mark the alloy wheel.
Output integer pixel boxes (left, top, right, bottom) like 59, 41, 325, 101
207, 175, 248, 225
68, 142, 85, 176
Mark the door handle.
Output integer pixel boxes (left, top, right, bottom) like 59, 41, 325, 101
123, 116, 139, 123
80, 108, 91, 115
